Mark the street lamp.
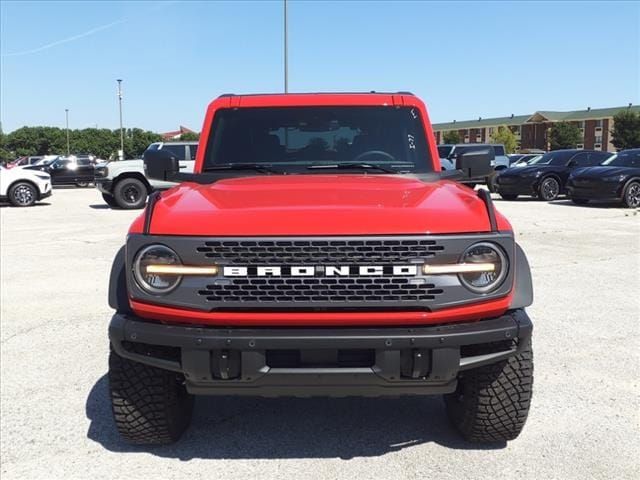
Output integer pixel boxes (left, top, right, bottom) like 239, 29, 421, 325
117, 79, 124, 160
65, 108, 70, 155
284, 0, 288, 93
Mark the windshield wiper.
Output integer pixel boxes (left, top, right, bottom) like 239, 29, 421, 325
203, 163, 282, 174
306, 163, 399, 174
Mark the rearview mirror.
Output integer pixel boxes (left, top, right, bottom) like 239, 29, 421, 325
455, 148, 494, 179
143, 149, 180, 181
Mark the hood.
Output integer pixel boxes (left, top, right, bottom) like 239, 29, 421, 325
6, 168, 50, 180
501, 164, 553, 176
571, 165, 634, 178
136, 175, 507, 236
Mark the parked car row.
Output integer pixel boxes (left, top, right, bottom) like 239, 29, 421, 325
495, 148, 640, 208
4, 142, 638, 210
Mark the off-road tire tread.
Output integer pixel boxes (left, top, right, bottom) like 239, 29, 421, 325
445, 342, 533, 443
114, 178, 148, 209
108, 348, 193, 445
102, 193, 119, 208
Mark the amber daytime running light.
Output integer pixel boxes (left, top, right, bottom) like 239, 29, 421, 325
145, 265, 219, 275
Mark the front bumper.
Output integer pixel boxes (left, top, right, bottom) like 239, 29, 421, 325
95, 179, 113, 194
109, 309, 532, 397
566, 181, 623, 200
497, 176, 539, 196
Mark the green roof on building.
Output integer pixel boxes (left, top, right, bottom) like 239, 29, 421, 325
433, 105, 639, 131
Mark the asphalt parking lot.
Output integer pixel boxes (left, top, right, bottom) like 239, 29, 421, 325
1, 187, 639, 480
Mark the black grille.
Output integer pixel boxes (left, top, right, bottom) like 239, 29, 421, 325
196, 239, 444, 265
197, 277, 444, 304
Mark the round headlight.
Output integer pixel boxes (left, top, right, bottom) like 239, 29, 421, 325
133, 245, 182, 294
459, 242, 508, 293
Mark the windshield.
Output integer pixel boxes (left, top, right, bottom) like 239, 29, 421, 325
437, 146, 453, 158
528, 151, 571, 166
204, 106, 433, 173
601, 151, 640, 167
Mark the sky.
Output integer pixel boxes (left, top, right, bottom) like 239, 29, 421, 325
1, 0, 639, 133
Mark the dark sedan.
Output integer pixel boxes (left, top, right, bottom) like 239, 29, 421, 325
23, 156, 95, 187
566, 149, 640, 208
496, 149, 612, 201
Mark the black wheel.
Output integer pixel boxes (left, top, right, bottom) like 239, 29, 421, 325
109, 348, 194, 445
102, 193, 119, 208
76, 181, 90, 188
114, 178, 148, 209
571, 198, 589, 205
499, 194, 518, 201
623, 181, 640, 208
487, 173, 500, 193
538, 177, 560, 201
8, 182, 37, 207
445, 340, 533, 443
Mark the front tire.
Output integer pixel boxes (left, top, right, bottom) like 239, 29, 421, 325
113, 178, 148, 209
538, 177, 560, 201
102, 193, 119, 208
500, 193, 518, 201
623, 181, 640, 208
487, 172, 500, 193
444, 341, 533, 443
8, 182, 37, 207
108, 348, 194, 445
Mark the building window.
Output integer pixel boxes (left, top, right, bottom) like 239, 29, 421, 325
578, 121, 585, 129
510, 125, 521, 135
595, 135, 603, 143
464, 135, 469, 143
475, 135, 482, 142
576, 144, 584, 150
594, 143, 602, 151
488, 127, 494, 135
595, 119, 603, 130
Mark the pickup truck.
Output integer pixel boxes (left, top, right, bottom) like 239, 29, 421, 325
107, 92, 534, 445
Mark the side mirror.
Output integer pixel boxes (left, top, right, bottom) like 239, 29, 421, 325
455, 148, 494, 179
143, 149, 179, 181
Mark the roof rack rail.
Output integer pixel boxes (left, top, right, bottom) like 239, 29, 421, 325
396, 91, 415, 95
218, 93, 236, 98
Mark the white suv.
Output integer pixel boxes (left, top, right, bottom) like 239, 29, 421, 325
0, 165, 52, 207
95, 142, 197, 209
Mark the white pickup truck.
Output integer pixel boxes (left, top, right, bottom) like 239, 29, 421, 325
95, 142, 197, 209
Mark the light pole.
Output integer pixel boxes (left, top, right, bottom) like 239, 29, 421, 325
117, 79, 124, 160
65, 108, 70, 155
284, 0, 288, 93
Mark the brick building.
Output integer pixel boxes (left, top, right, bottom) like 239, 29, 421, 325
432, 105, 639, 152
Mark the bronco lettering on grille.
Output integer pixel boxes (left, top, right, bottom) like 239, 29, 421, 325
222, 265, 419, 277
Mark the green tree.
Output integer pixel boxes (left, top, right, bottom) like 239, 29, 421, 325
490, 126, 518, 154
179, 131, 200, 141
0, 124, 11, 164
611, 110, 640, 150
442, 130, 461, 144
3, 126, 163, 160
549, 121, 581, 150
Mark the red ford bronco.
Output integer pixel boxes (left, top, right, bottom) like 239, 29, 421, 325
108, 92, 533, 445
